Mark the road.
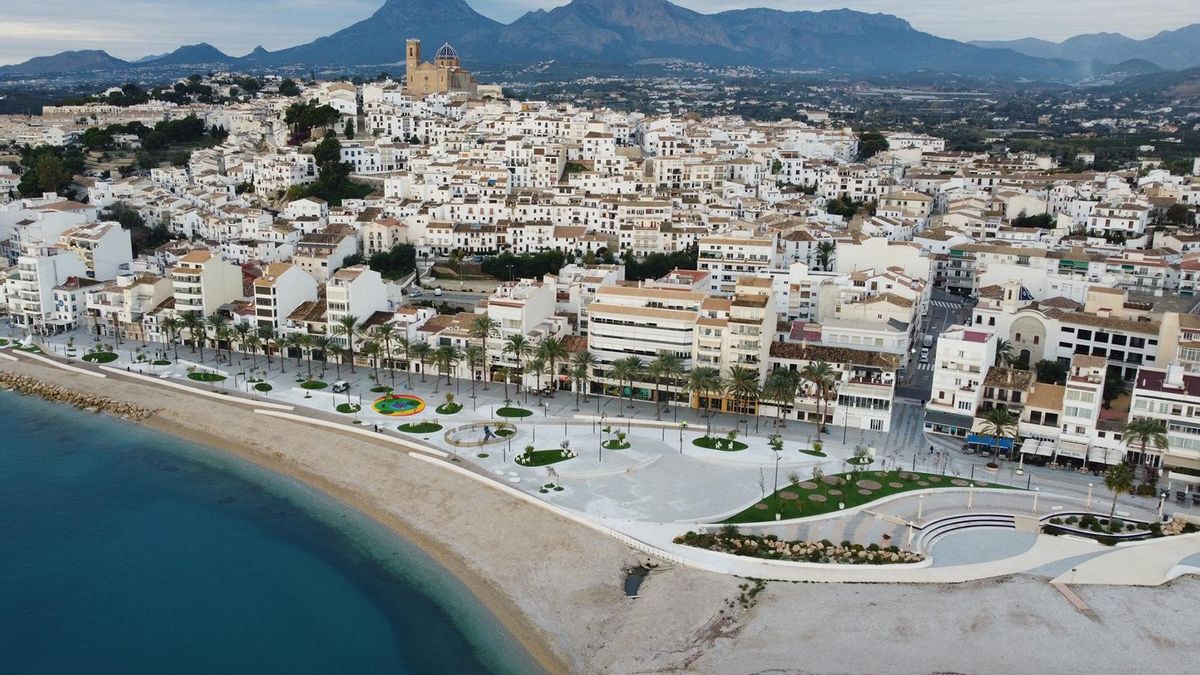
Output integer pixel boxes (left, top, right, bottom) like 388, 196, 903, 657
896, 289, 974, 401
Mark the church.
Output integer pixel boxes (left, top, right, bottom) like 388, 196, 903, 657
404, 39, 478, 98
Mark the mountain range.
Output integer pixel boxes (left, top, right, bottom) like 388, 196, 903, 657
7, 0, 1189, 80
972, 24, 1200, 72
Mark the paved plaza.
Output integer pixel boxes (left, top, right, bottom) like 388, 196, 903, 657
18, 327, 1200, 584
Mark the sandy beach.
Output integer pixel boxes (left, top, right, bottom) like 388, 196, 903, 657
5, 356, 1200, 674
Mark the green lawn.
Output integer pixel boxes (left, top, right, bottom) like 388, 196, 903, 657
436, 402, 463, 415
800, 449, 828, 457
153, 359, 172, 366
495, 428, 515, 438
15, 344, 43, 353
187, 372, 226, 383
399, 422, 443, 434
254, 383, 273, 392
694, 436, 748, 452
602, 439, 631, 450
723, 470, 1013, 524
336, 403, 361, 414
370, 385, 392, 393
82, 352, 118, 363
300, 380, 328, 389
496, 406, 533, 418
515, 449, 573, 467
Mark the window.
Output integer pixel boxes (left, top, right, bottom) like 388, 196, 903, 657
1077, 329, 1092, 340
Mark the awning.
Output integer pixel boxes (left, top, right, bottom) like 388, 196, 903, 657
1087, 446, 1121, 464
1056, 442, 1088, 459
924, 408, 974, 429
968, 434, 1014, 450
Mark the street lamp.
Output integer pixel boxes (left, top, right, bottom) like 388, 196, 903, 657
1087, 482, 1094, 510
773, 452, 782, 519
679, 421, 687, 453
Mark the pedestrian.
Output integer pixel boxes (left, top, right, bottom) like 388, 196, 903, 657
483, 424, 493, 441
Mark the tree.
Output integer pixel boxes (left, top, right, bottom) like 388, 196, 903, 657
332, 315, 360, 373
410, 341, 432, 383
344, 119, 355, 140
395, 336, 414, 387
372, 323, 397, 387
160, 315, 182, 360
527, 355, 547, 392
310, 335, 332, 376
1102, 376, 1127, 409
979, 407, 1018, 469
535, 336, 569, 396
469, 313, 499, 388
361, 340, 382, 382
571, 350, 596, 405
278, 78, 302, 97
1164, 203, 1193, 227
762, 367, 800, 428
312, 135, 341, 166
462, 344, 485, 400
995, 338, 1015, 367
1104, 463, 1135, 518
503, 335, 532, 397
434, 345, 461, 386
1034, 359, 1069, 385
815, 241, 836, 271
686, 366, 722, 423
28, 154, 71, 196
204, 312, 229, 358
858, 130, 889, 159
256, 325, 277, 367
648, 351, 683, 419
800, 361, 837, 435
723, 365, 761, 428
610, 356, 645, 412
1122, 418, 1168, 475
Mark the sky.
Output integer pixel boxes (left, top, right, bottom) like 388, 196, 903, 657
4, 0, 1200, 65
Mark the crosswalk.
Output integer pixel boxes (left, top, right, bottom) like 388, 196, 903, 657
914, 362, 935, 372
930, 300, 961, 309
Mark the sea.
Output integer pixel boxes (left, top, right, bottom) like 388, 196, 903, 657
0, 391, 544, 675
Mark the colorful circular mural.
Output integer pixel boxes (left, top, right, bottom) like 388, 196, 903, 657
372, 394, 426, 416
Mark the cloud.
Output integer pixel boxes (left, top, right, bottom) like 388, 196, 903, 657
4, 0, 1200, 64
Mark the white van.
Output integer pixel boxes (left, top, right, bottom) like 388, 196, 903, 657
923, 334, 934, 348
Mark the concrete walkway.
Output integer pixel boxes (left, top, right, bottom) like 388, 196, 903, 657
1051, 533, 1200, 586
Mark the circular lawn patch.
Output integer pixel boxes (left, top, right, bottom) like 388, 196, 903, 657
496, 406, 533, 418
693, 436, 749, 452
399, 422, 443, 434
82, 352, 118, 363
187, 372, 226, 383
300, 380, 328, 390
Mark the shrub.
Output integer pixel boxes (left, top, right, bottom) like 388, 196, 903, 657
1049, 518, 1063, 525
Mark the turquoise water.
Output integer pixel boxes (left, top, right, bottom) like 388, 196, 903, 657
0, 392, 543, 675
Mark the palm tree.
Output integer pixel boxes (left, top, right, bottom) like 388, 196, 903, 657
610, 356, 645, 412
372, 323, 397, 387
180, 311, 204, 359
762, 367, 800, 428
295, 333, 313, 378
800, 360, 837, 435
1122, 418, 1168, 477
979, 406, 1018, 469
394, 336, 414, 388
815, 240, 836, 271
361, 340, 382, 382
527, 354, 547, 393
332, 315, 360, 374
995, 338, 1015, 367
571, 350, 596, 403
257, 325, 277, 367
232, 322, 252, 361
410, 341, 432, 383
326, 344, 346, 378
659, 352, 685, 416
204, 312, 229, 359
497, 366, 512, 403
1105, 462, 1135, 518
648, 352, 682, 420
469, 313, 499, 389
723, 365, 761, 428
686, 366, 722, 422
160, 315, 182, 360
244, 333, 262, 368
310, 335, 332, 376
536, 336, 569, 396
434, 344, 460, 386
463, 344, 485, 400
503, 335, 532, 400
275, 333, 291, 374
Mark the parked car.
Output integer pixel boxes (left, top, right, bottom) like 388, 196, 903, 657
409, 287, 423, 297
919, 348, 930, 363
433, 287, 443, 296
923, 334, 934, 348
331, 380, 350, 393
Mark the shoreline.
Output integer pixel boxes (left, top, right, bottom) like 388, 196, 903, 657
2, 358, 571, 675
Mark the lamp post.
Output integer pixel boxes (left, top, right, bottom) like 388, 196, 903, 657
917, 494, 925, 523
1087, 482, 1094, 510
679, 421, 687, 453
773, 452, 782, 519
1158, 490, 1168, 519
599, 412, 607, 463
1032, 487, 1040, 515
967, 484, 975, 510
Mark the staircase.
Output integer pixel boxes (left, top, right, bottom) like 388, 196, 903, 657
915, 512, 1017, 553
